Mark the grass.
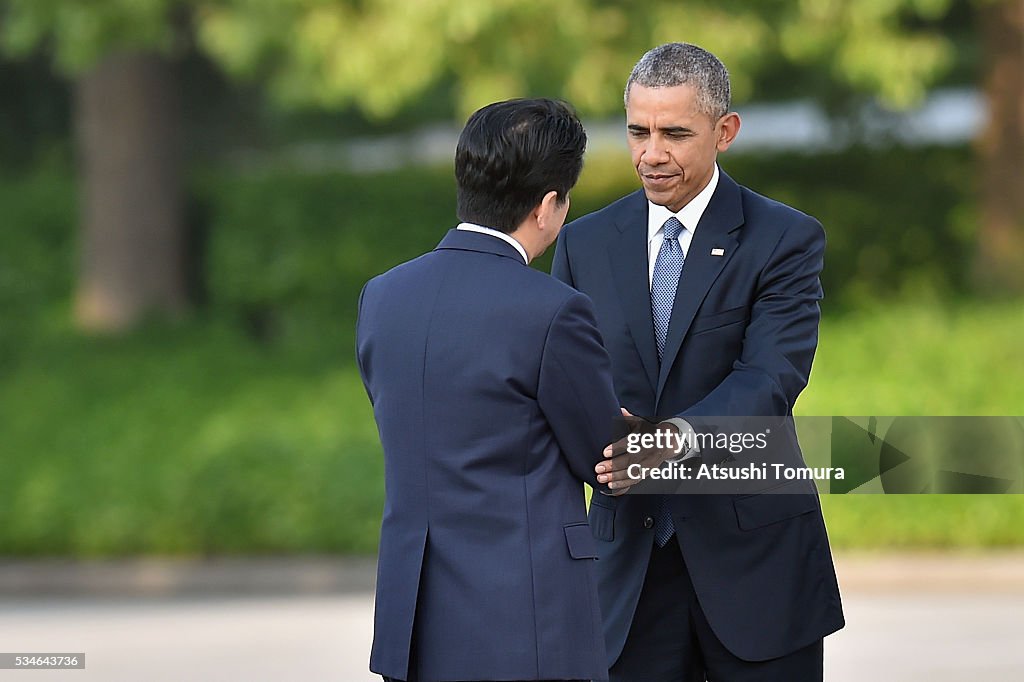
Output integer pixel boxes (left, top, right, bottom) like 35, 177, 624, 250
802, 302, 1024, 416
0, 321, 381, 556
821, 495, 1024, 550
803, 302, 1024, 550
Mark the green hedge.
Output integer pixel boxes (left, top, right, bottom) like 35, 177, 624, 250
0, 171, 75, 322
197, 144, 975, 326
198, 169, 456, 336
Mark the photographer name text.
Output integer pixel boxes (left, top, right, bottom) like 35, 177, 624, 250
627, 462, 846, 481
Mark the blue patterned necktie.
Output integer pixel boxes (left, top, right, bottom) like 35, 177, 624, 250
651, 216, 685, 547
652, 217, 685, 360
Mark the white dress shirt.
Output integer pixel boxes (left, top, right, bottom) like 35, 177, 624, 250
456, 222, 529, 264
646, 164, 720, 289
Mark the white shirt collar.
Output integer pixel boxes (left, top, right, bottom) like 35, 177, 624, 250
647, 164, 720, 242
456, 222, 529, 264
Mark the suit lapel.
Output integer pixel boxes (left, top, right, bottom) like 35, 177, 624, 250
607, 193, 659, 393
656, 173, 744, 402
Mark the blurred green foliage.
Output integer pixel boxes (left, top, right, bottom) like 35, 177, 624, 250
0, 170, 75, 328
197, 168, 455, 344
1, 144, 1021, 556
194, 144, 978, 323
197, 0, 964, 116
2, 0, 971, 117
802, 303, 1024, 416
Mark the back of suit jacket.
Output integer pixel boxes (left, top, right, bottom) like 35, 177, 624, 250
357, 228, 623, 682
552, 172, 844, 665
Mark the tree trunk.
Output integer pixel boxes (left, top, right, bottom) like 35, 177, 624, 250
74, 51, 186, 332
974, 0, 1024, 295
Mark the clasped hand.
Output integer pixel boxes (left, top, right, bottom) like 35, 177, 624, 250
596, 408, 684, 496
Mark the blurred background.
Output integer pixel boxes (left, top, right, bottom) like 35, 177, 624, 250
0, 0, 1022, 563
2, 2, 1024, 679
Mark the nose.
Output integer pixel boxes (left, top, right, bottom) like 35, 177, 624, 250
642, 135, 670, 165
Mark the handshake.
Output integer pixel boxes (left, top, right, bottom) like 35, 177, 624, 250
596, 408, 702, 495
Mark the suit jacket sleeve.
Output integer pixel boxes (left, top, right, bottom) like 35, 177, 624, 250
355, 281, 374, 406
537, 291, 623, 493
683, 216, 825, 419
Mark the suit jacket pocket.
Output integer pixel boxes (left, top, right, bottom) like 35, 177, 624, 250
733, 480, 818, 531
564, 522, 599, 559
690, 305, 748, 336
587, 501, 615, 542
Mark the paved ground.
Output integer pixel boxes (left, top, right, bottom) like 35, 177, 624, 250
1, 554, 1022, 681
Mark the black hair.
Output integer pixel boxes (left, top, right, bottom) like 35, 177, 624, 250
455, 98, 587, 234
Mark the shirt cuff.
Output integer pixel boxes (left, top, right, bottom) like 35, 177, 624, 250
663, 417, 701, 462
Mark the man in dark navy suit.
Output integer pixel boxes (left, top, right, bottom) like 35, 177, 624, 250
552, 44, 845, 681
357, 99, 626, 682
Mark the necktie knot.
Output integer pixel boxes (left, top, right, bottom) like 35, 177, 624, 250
663, 217, 684, 241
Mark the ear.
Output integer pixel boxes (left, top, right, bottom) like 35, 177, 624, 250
536, 190, 562, 231
715, 112, 741, 152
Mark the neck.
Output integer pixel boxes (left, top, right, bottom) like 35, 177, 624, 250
511, 233, 535, 263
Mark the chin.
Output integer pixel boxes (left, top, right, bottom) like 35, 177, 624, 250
642, 187, 673, 205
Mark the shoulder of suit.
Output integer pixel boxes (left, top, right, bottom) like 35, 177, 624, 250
737, 183, 824, 241
738, 183, 818, 224
517, 260, 584, 296
364, 251, 434, 286
563, 189, 645, 237
503, 261, 590, 307
480, 264, 590, 331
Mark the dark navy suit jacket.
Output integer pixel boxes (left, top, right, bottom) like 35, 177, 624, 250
357, 229, 624, 681
552, 172, 845, 665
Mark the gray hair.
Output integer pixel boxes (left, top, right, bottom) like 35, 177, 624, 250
624, 43, 731, 120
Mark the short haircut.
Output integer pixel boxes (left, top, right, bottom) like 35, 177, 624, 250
455, 98, 587, 234
624, 43, 731, 120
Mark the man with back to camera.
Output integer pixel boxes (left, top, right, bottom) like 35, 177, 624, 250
356, 98, 628, 682
552, 43, 845, 681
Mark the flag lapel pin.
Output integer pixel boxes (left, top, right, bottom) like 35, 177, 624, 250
710, 248, 725, 257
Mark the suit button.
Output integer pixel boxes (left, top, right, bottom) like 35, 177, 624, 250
643, 516, 655, 529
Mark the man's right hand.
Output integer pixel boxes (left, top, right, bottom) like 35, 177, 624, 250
596, 409, 687, 495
